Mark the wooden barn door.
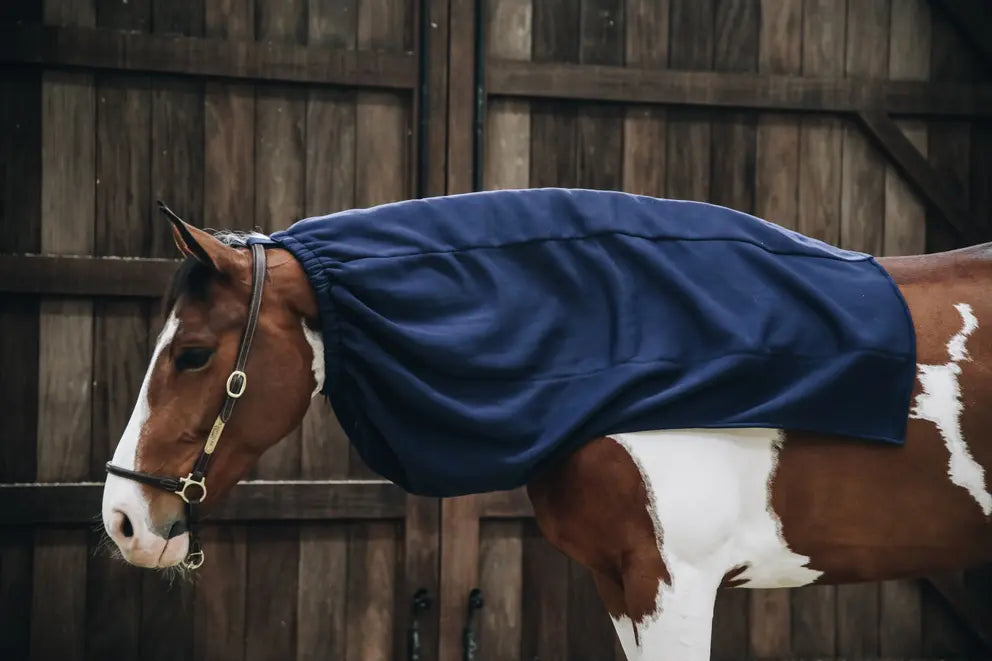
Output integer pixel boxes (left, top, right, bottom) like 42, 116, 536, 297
0, 1, 446, 659
438, 0, 992, 659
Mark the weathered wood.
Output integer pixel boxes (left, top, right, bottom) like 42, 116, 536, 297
423, 0, 449, 197
477, 488, 533, 518
478, 520, 524, 661
0, 481, 408, 524
621, 0, 666, 198
487, 59, 992, 117
0, 24, 418, 90
87, 4, 152, 652
0, 254, 178, 296
483, 0, 531, 191
521, 518, 569, 660
447, 0, 478, 195
346, 520, 400, 661
32, 4, 96, 656
438, 495, 481, 661
0, 40, 41, 661
924, 574, 992, 651
859, 110, 980, 243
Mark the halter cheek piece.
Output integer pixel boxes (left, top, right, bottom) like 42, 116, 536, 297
106, 240, 267, 571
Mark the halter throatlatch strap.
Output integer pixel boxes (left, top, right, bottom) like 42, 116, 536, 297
105, 241, 267, 571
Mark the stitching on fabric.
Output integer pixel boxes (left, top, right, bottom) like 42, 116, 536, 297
332, 231, 873, 265
418, 347, 915, 383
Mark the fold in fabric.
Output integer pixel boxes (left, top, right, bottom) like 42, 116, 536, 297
254, 188, 917, 497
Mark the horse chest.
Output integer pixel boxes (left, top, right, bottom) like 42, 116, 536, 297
612, 428, 823, 591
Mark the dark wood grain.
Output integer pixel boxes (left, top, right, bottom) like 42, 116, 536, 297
488, 59, 992, 116
446, 0, 478, 195
0, 254, 179, 296
930, 0, 992, 70
478, 519, 522, 661
0, 24, 418, 90
521, 519, 569, 661
621, 0, 667, 197
0, 48, 41, 661
0, 481, 407, 524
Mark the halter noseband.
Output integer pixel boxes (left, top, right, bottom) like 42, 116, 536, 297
106, 241, 267, 570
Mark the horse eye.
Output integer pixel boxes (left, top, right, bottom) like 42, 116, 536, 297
175, 347, 213, 372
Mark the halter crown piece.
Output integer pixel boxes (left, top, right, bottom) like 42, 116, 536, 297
105, 202, 267, 570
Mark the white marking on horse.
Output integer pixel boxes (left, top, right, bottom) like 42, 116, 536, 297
301, 320, 324, 398
910, 303, 992, 516
101, 311, 179, 525
610, 427, 822, 659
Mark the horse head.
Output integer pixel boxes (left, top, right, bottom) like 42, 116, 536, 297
101, 210, 321, 569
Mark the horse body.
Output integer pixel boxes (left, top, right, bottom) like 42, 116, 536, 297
527, 245, 992, 659
100, 206, 992, 661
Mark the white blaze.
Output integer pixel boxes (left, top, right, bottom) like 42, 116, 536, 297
101, 312, 179, 525
910, 303, 991, 516
301, 320, 325, 397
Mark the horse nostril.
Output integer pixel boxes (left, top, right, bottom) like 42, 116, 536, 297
120, 512, 134, 539
167, 519, 188, 539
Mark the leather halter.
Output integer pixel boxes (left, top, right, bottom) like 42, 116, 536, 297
106, 241, 267, 570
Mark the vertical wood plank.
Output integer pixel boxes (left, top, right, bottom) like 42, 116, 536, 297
295, 4, 357, 659
837, 3, 890, 654
666, 0, 713, 201
438, 496, 481, 661
741, 3, 799, 658
478, 519, 523, 661
193, 3, 253, 660
484, 0, 532, 191
529, 0, 579, 190
32, 3, 96, 659
521, 519, 569, 661
0, 11, 41, 656
622, 0, 667, 197
793, 3, 846, 652
87, 2, 152, 654
245, 3, 306, 661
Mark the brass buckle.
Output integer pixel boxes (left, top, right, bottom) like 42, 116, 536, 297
176, 473, 207, 504
183, 547, 205, 571
226, 370, 247, 398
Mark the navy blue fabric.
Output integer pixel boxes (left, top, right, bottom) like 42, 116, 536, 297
258, 189, 917, 497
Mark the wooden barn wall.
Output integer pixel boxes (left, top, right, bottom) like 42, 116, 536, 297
0, 1, 433, 660
475, 0, 992, 659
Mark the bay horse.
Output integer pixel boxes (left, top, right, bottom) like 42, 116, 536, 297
101, 198, 992, 661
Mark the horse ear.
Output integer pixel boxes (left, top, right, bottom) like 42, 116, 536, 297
158, 201, 240, 273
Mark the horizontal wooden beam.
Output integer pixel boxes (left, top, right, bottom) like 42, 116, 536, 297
487, 59, 992, 117
0, 24, 417, 90
856, 110, 983, 243
0, 254, 178, 297
924, 573, 992, 651
477, 488, 533, 518
0, 480, 408, 524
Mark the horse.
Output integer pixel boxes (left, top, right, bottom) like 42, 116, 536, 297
101, 196, 992, 661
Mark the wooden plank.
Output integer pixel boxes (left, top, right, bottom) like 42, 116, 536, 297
193, 5, 253, 660
87, 3, 152, 653
403, 495, 440, 660
521, 518, 569, 661
487, 59, 992, 117
477, 488, 533, 518
859, 110, 980, 243
666, 0, 712, 203
447, 0, 478, 195
883, 0, 931, 260
621, 0, 667, 198
0, 28, 41, 660
422, 0, 449, 197
0, 481, 407, 524
792, 3, 844, 652
483, 0, 531, 191
31, 4, 96, 658
346, 520, 401, 661
479, 520, 523, 661
0, 24, 418, 90
0, 254, 178, 296
924, 574, 992, 651
296, 3, 355, 659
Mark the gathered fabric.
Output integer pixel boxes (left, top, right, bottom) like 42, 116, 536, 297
251, 188, 917, 497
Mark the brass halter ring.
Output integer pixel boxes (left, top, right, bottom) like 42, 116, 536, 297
177, 473, 207, 504
183, 546, 205, 570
